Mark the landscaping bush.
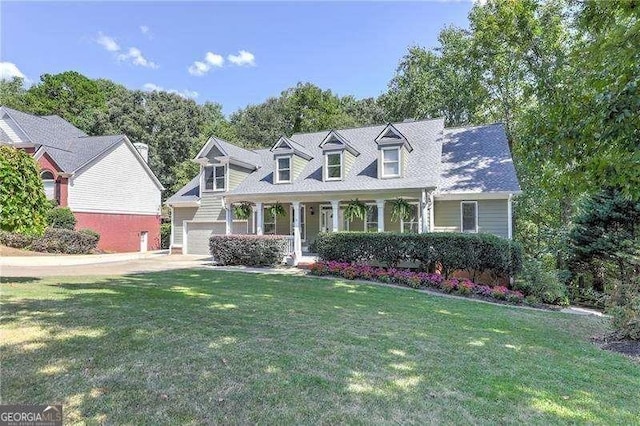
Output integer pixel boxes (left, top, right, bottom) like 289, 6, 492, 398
29, 227, 100, 254
210, 235, 290, 266
46, 206, 76, 230
161, 223, 171, 249
513, 259, 569, 306
0, 230, 35, 249
314, 232, 523, 278
309, 260, 525, 304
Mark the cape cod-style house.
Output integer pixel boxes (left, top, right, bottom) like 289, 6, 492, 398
166, 118, 520, 259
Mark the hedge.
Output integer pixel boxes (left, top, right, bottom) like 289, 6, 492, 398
161, 223, 171, 249
0, 228, 100, 254
210, 235, 290, 266
46, 206, 77, 230
314, 232, 523, 279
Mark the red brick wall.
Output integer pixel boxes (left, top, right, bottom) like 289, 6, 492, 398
74, 212, 161, 253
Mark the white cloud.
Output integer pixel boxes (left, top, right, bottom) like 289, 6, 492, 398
142, 83, 198, 99
0, 62, 27, 81
227, 50, 255, 67
117, 47, 158, 69
140, 25, 153, 39
188, 51, 224, 76
96, 33, 120, 52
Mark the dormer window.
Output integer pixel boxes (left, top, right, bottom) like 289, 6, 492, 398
276, 156, 292, 183
204, 164, 226, 191
325, 152, 343, 181
381, 147, 401, 178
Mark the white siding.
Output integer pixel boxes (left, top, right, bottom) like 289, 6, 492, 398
68, 141, 161, 215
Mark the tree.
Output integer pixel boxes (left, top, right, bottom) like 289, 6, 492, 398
0, 77, 27, 110
23, 71, 107, 132
0, 146, 48, 235
568, 188, 640, 339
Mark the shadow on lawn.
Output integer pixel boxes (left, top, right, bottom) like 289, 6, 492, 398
0, 276, 41, 284
1, 269, 639, 424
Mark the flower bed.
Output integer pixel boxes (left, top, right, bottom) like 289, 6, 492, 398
309, 260, 524, 304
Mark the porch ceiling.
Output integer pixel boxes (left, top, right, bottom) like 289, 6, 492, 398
224, 188, 429, 203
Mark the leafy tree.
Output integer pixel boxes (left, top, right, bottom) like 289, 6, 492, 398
0, 77, 27, 109
568, 188, 640, 338
46, 206, 77, 230
23, 71, 107, 132
0, 146, 48, 235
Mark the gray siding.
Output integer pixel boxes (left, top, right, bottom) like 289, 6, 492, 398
433, 199, 509, 238
172, 207, 197, 246
228, 164, 251, 191
292, 155, 309, 180
194, 192, 226, 221
344, 151, 356, 177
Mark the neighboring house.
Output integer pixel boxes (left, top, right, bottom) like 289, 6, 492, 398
166, 118, 521, 257
0, 106, 164, 252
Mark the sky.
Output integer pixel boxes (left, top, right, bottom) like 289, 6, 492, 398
1, 1, 474, 115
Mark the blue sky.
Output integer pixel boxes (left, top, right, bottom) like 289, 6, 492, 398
1, 1, 473, 115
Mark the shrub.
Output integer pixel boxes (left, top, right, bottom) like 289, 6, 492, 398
0, 146, 48, 235
0, 230, 35, 249
161, 223, 171, 249
209, 235, 290, 266
46, 207, 76, 230
314, 232, 523, 278
513, 259, 569, 305
308, 260, 526, 304
28, 227, 100, 254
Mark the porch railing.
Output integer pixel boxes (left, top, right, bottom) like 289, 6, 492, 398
284, 235, 295, 254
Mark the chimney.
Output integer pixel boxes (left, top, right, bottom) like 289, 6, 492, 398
134, 142, 149, 163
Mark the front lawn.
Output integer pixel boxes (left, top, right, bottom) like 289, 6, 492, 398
1, 270, 638, 424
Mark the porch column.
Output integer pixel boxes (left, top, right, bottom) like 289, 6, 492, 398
330, 200, 340, 232
255, 202, 264, 235
376, 199, 385, 232
225, 202, 233, 235
507, 194, 513, 240
292, 201, 303, 260
421, 189, 429, 233
429, 192, 435, 231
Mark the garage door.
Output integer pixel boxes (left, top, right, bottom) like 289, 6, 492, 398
185, 221, 250, 255
185, 222, 224, 255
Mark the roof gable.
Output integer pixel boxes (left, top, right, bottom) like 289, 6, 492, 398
270, 136, 313, 160
196, 136, 261, 168
319, 130, 360, 156
375, 123, 413, 152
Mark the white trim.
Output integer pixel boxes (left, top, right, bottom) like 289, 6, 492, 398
380, 146, 401, 178
202, 164, 227, 192
69, 208, 160, 216
324, 151, 343, 181
460, 201, 478, 233
274, 155, 292, 184
182, 220, 188, 254
429, 191, 435, 231
170, 206, 175, 250
271, 136, 293, 151
507, 193, 513, 239
434, 191, 520, 200
376, 200, 385, 232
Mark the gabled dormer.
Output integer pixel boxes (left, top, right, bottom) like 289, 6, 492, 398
194, 136, 259, 193
375, 124, 412, 179
270, 136, 313, 184
319, 130, 360, 182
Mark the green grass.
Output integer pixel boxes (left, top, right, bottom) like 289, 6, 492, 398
1, 270, 638, 424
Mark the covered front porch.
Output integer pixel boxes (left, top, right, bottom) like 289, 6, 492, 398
222, 190, 435, 263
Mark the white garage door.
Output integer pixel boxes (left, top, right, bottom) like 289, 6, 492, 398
185, 222, 224, 255
185, 221, 250, 255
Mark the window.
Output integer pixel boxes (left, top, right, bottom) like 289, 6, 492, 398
289, 205, 306, 241
381, 147, 400, 177
401, 203, 420, 233
204, 165, 226, 191
325, 152, 342, 180
41, 170, 55, 200
365, 205, 378, 232
264, 206, 277, 235
461, 201, 478, 233
276, 156, 291, 183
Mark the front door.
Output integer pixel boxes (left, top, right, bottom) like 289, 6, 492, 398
320, 206, 346, 232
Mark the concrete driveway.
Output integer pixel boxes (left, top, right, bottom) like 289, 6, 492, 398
0, 254, 212, 277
